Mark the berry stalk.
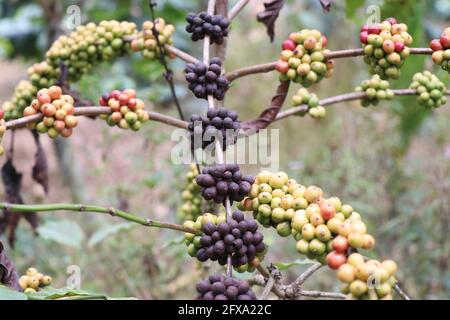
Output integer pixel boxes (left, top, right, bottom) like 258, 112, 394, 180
0, 202, 200, 234
225, 47, 435, 82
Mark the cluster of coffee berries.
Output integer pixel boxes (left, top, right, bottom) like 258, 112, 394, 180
409, 71, 447, 109
185, 58, 229, 100
337, 254, 398, 300
99, 89, 149, 130
1, 80, 37, 121
276, 29, 334, 87
179, 164, 203, 221
291, 88, 326, 118
355, 74, 394, 107
429, 28, 450, 73
45, 21, 137, 83
185, 12, 230, 44
19, 267, 52, 294
23, 86, 78, 139
188, 108, 240, 151
241, 171, 376, 263
184, 212, 266, 272
196, 274, 256, 300
2, 21, 137, 121
0, 111, 6, 157
196, 164, 254, 204
360, 18, 412, 79
131, 19, 175, 60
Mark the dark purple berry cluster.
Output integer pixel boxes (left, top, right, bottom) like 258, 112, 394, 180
196, 211, 265, 267
196, 164, 254, 204
188, 107, 240, 151
186, 12, 229, 44
196, 274, 256, 300
185, 58, 229, 100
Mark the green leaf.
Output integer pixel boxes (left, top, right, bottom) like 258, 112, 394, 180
0, 285, 28, 300
26, 287, 137, 300
37, 220, 85, 248
88, 222, 136, 247
273, 258, 317, 270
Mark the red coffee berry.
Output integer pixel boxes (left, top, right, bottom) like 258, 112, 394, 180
360, 31, 369, 44
275, 61, 289, 73
282, 39, 296, 51
368, 24, 381, 35
119, 94, 129, 105
0, 109, 4, 120
321, 35, 328, 47
430, 39, 443, 51
332, 236, 349, 254
394, 41, 405, 52
385, 17, 397, 25
440, 34, 450, 49
320, 201, 336, 220
360, 25, 369, 32
326, 251, 347, 270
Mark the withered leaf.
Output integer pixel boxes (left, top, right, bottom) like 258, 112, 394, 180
241, 81, 290, 132
0, 241, 21, 291
319, 0, 332, 12
256, 0, 285, 42
31, 131, 49, 194
1, 160, 38, 247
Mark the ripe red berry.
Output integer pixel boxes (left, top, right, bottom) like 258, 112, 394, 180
360, 25, 369, 32
321, 36, 328, 47
440, 34, 450, 49
37, 93, 51, 105
332, 236, 349, 253
282, 39, 296, 51
111, 90, 121, 100
99, 97, 107, 106
0, 110, 4, 120
127, 98, 137, 109
394, 41, 405, 52
320, 202, 335, 220
275, 61, 289, 73
119, 94, 130, 106
360, 31, 369, 44
368, 24, 381, 35
123, 89, 137, 99
326, 251, 347, 270
385, 17, 397, 25
430, 39, 443, 51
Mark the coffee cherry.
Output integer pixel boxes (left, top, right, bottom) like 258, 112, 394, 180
409, 71, 447, 108
277, 29, 334, 86
326, 251, 346, 269
355, 74, 394, 107
337, 263, 356, 283
185, 58, 229, 100
186, 12, 229, 45
189, 108, 240, 151
196, 274, 255, 300
361, 18, 412, 79
184, 212, 266, 271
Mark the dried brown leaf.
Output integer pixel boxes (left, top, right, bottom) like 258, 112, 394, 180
241, 81, 290, 132
256, 0, 285, 42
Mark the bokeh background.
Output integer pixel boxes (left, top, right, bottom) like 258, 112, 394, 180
0, 0, 449, 299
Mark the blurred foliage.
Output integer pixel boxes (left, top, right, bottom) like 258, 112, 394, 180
0, 0, 449, 300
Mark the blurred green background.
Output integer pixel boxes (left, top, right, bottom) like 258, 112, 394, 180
0, 0, 449, 299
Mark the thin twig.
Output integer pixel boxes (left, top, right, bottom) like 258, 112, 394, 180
274, 89, 450, 121
259, 277, 275, 300
0, 202, 201, 234
290, 262, 323, 289
165, 45, 199, 63
226, 47, 436, 82
298, 290, 346, 299
228, 0, 250, 21
148, 0, 184, 121
4, 107, 188, 130
393, 282, 411, 300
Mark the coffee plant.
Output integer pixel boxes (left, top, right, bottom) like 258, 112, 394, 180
0, 0, 448, 301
